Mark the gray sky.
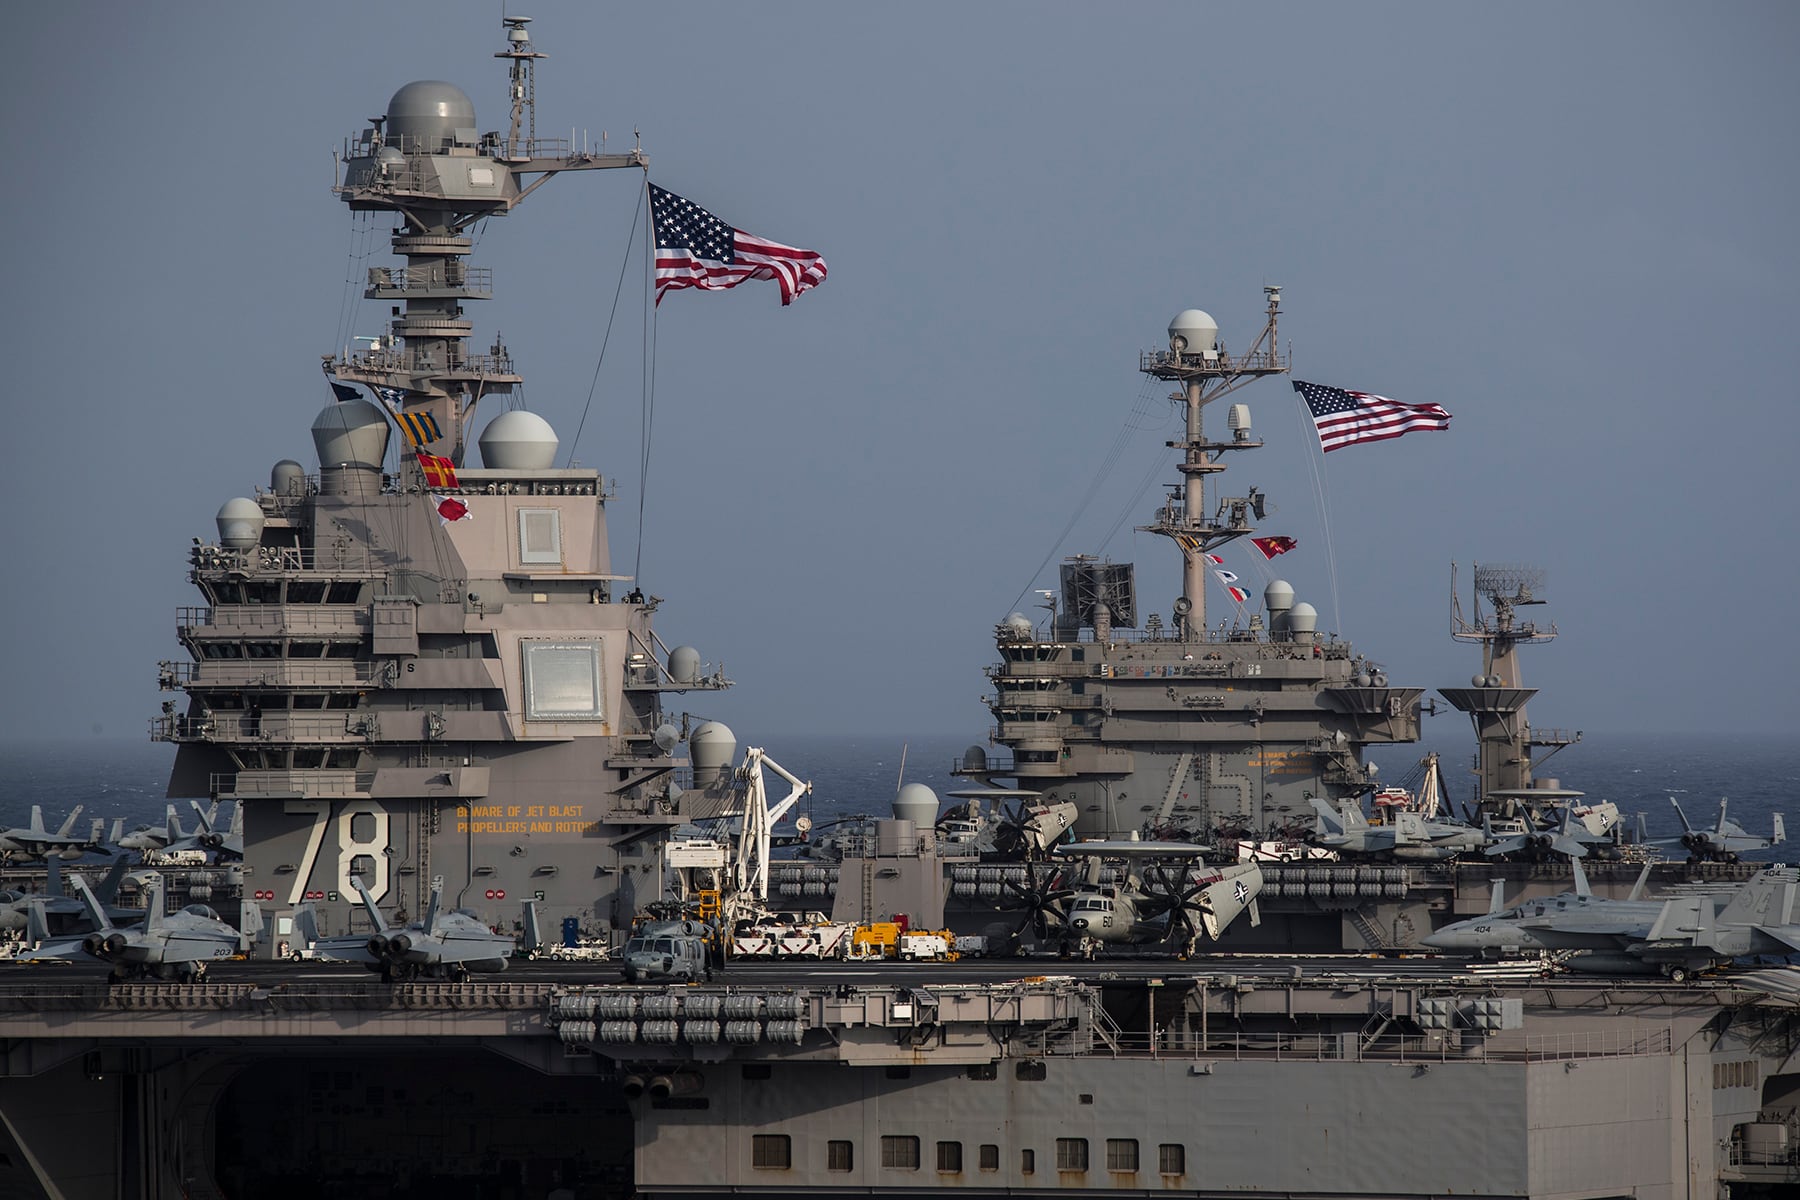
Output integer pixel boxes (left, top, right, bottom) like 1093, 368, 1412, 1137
2, 2, 1795, 747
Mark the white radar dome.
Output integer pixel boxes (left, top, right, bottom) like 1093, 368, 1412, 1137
311, 399, 390, 472
385, 81, 476, 154
893, 783, 940, 827
215, 498, 265, 549
689, 721, 737, 790
479, 410, 560, 470
1264, 580, 1294, 611
1168, 309, 1219, 356
1288, 602, 1318, 635
667, 646, 701, 685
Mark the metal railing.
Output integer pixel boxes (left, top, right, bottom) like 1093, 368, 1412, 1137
367, 265, 493, 295
177, 606, 369, 635
1047, 1023, 1673, 1065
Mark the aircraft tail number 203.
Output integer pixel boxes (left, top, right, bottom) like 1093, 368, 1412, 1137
282, 800, 391, 906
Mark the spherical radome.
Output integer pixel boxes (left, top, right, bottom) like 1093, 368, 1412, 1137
479, 410, 560, 470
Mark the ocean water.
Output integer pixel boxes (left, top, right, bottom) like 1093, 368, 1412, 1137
1, 731, 1794, 857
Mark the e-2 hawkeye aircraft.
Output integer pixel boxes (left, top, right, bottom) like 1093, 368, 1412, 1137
1004, 838, 1263, 958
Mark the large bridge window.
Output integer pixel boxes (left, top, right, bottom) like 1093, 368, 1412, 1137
522, 640, 604, 721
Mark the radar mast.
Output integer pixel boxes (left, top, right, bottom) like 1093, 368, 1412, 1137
1136, 287, 1288, 638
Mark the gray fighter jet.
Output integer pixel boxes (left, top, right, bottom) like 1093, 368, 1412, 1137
24, 875, 260, 982
297, 874, 519, 982
1423, 859, 1800, 981
1661, 797, 1786, 863
1308, 797, 1484, 861
0, 856, 137, 937
0, 806, 90, 861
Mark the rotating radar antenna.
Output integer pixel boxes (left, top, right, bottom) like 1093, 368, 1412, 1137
1454, 563, 1553, 644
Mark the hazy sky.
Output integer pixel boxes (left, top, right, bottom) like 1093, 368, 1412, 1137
2, 2, 1795, 750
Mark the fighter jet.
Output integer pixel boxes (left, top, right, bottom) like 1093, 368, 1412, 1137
0, 806, 91, 861
156, 801, 243, 862
297, 874, 519, 982
24, 875, 260, 982
1660, 797, 1785, 863
115, 806, 187, 856
1308, 797, 1484, 861
0, 856, 138, 938
1006, 839, 1263, 958
1423, 859, 1800, 981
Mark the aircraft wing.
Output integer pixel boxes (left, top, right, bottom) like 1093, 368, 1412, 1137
1752, 924, 1800, 953
1196, 864, 1265, 940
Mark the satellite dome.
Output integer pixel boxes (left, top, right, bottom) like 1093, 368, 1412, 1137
893, 783, 940, 827
1167, 309, 1219, 356
311, 399, 390, 472
961, 745, 989, 772
653, 724, 680, 753
689, 721, 737, 789
270, 459, 306, 497
479, 410, 560, 470
216, 498, 264, 549
385, 81, 476, 154
667, 646, 701, 685
1288, 602, 1318, 634
1264, 580, 1294, 612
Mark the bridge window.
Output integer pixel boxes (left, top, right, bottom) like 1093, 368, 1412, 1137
1159, 1143, 1186, 1175
518, 508, 563, 565
936, 1141, 962, 1173
1106, 1139, 1138, 1171
827, 1140, 852, 1171
751, 1135, 790, 1170
979, 1144, 999, 1172
1056, 1138, 1088, 1171
522, 641, 605, 722
880, 1136, 919, 1171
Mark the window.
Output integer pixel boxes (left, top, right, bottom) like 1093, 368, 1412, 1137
751, 1135, 790, 1170
937, 1141, 962, 1173
1015, 1060, 1046, 1081
880, 1136, 919, 1170
1159, 1144, 1186, 1175
827, 1140, 853, 1172
979, 1144, 999, 1172
740, 1063, 771, 1080
1021, 1149, 1035, 1175
1056, 1138, 1088, 1171
518, 508, 563, 565
1106, 1139, 1138, 1171
521, 641, 604, 721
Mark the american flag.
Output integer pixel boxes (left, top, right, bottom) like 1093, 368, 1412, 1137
1293, 380, 1451, 452
650, 184, 827, 306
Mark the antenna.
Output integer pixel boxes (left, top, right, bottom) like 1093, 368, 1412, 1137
496, 16, 545, 161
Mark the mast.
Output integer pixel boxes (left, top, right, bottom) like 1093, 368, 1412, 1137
329, 17, 646, 470
1137, 287, 1288, 638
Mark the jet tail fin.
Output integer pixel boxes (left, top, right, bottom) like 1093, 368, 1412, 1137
237, 900, 263, 952
1198, 863, 1264, 940
71, 874, 113, 932
142, 879, 165, 934
1716, 868, 1794, 933
44, 856, 63, 899
25, 899, 49, 946
1487, 878, 1507, 916
1669, 797, 1694, 835
1775, 814, 1787, 846
53, 806, 82, 839
424, 875, 444, 933
25, 806, 46, 836
349, 875, 387, 934
521, 900, 544, 952
1570, 855, 1592, 899
1627, 862, 1653, 903
293, 903, 321, 947
94, 856, 130, 905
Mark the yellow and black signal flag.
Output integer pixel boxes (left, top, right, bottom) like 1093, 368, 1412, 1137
395, 410, 444, 448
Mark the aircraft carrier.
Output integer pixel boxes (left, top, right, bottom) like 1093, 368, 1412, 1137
0, 18, 1796, 1200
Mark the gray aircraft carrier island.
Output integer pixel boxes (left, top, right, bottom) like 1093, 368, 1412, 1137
1, 966, 1798, 1197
